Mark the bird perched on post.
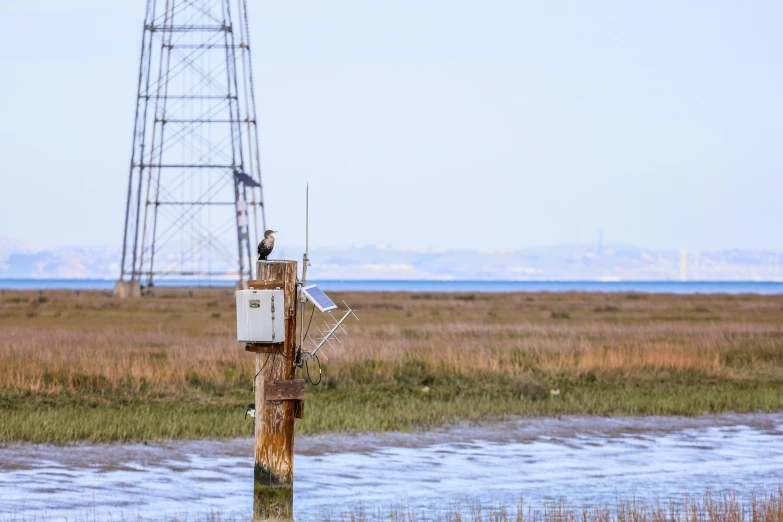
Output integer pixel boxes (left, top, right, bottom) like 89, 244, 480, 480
257, 230, 277, 260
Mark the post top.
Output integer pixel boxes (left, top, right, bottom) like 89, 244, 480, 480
256, 260, 298, 265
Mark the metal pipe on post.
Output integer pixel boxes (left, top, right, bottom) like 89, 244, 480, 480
251, 259, 298, 521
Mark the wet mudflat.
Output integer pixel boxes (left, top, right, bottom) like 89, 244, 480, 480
1, 414, 782, 520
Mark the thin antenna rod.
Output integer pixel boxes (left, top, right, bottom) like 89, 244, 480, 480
302, 183, 310, 286
306, 183, 309, 259
298, 184, 310, 364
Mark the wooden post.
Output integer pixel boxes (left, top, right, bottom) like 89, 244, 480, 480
252, 260, 298, 521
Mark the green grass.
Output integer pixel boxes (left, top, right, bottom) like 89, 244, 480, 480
2, 368, 782, 444
302, 381, 783, 435
0, 402, 251, 444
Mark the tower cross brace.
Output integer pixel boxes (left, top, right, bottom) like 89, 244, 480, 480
118, 0, 266, 290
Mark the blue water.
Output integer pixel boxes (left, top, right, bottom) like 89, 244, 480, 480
2, 414, 782, 520
1, 278, 782, 294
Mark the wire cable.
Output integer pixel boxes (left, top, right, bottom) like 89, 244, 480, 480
303, 302, 315, 341
293, 301, 316, 367
276, 341, 295, 359
305, 353, 322, 386
253, 350, 272, 381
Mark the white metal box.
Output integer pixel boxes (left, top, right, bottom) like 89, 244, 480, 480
236, 289, 285, 343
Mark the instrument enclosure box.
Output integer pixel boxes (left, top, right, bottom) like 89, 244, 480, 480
236, 289, 285, 343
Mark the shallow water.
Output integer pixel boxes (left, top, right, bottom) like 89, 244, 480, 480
1, 414, 782, 520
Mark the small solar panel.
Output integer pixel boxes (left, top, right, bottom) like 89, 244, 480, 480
302, 285, 337, 312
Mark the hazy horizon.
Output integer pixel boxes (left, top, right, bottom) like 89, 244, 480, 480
3, 232, 783, 254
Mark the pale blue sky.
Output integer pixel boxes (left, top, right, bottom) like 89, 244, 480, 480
1, 0, 781, 251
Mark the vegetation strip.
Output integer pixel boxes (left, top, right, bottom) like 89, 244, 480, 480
1, 289, 782, 443
2, 489, 782, 521
325, 488, 783, 522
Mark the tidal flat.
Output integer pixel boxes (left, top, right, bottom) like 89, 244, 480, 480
1, 289, 782, 443
1, 414, 782, 520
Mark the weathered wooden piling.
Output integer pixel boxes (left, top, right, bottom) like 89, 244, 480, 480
248, 260, 299, 521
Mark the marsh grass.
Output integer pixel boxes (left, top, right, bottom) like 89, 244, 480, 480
1, 289, 782, 442
3, 489, 783, 521
323, 488, 783, 522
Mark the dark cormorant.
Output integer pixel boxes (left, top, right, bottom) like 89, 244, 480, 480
257, 230, 277, 260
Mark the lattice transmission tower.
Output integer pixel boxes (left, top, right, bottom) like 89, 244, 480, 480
117, 0, 265, 293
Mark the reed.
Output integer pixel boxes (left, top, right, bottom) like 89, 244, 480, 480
3, 488, 783, 521
323, 488, 783, 522
325, 488, 783, 522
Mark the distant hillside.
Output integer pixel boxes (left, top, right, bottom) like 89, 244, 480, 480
277, 245, 783, 281
0, 237, 121, 279
1, 237, 781, 281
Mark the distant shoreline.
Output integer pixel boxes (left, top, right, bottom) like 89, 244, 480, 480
1, 278, 782, 294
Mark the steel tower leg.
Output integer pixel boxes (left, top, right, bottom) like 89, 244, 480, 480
116, 0, 266, 296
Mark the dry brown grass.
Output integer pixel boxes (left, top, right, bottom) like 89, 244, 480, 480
331, 292, 783, 377
3, 488, 783, 521
1, 289, 783, 396
1, 289, 242, 396
328, 488, 783, 522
